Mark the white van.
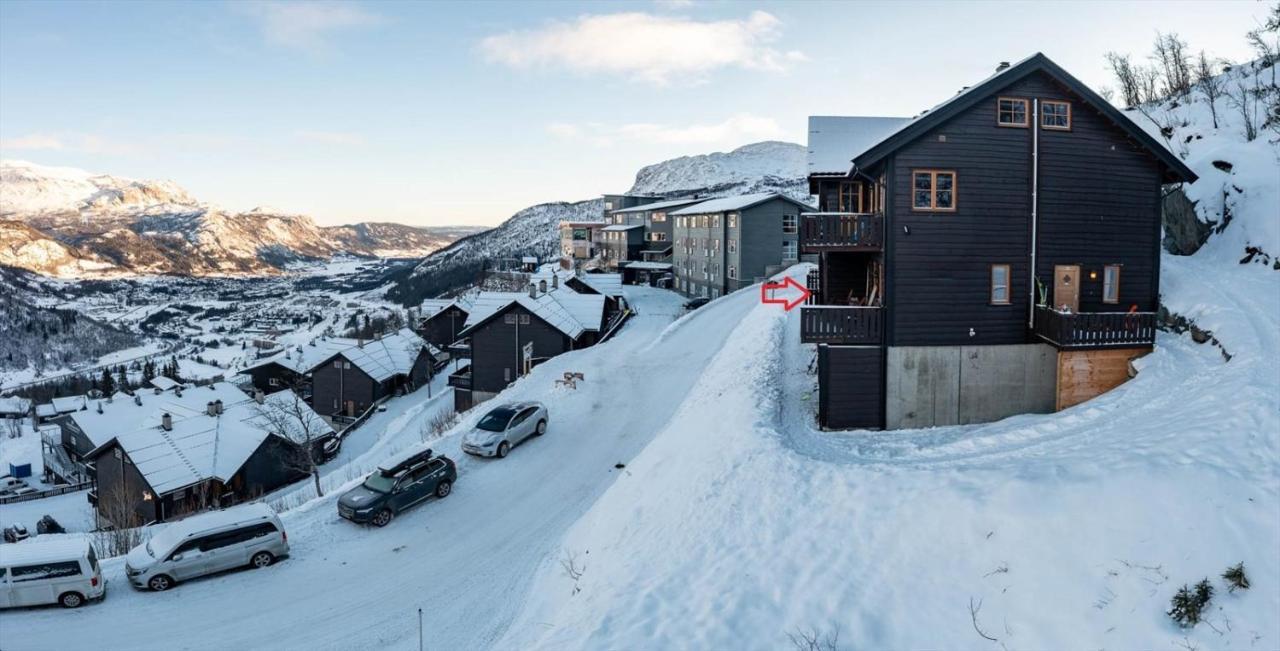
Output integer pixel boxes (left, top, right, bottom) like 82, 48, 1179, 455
125, 502, 288, 592
0, 538, 105, 608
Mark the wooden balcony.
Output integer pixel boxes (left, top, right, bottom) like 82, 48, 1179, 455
800, 212, 884, 253
1033, 307, 1156, 349
800, 306, 883, 345
447, 364, 472, 390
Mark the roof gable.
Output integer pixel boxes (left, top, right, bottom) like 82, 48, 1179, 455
851, 53, 1197, 183
670, 192, 815, 216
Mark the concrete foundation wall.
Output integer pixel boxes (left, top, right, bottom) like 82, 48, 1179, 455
887, 344, 1057, 429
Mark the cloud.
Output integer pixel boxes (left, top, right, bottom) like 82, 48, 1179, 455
0, 134, 65, 150
480, 11, 804, 84
0, 132, 141, 156
239, 1, 381, 54
547, 113, 786, 147
294, 130, 367, 146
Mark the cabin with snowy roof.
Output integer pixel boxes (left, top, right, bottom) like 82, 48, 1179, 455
416, 297, 474, 351
308, 329, 440, 419
800, 53, 1197, 430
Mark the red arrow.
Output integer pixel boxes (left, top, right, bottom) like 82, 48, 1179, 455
760, 275, 811, 311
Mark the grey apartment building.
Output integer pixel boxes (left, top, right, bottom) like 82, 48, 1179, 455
670, 193, 814, 299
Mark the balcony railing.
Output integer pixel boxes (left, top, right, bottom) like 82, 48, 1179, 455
447, 364, 472, 390
800, 212, 884, 252
800, 306, 883, 345
1033, 307, 1156, 349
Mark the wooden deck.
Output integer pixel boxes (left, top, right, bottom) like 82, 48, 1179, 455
800, 212, 884, 253
1033, 307, 1156, 349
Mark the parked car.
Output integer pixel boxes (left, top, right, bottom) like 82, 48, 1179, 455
0, 538, 105, 609
3, 524, 29, 543
683, 297, 710, 310
338, 448, 455, 527
124, 503, 288, 592
320, 436, 342, 463
0, 475, 28, 495
462, 402, 548, 459
37, 516, 65, 535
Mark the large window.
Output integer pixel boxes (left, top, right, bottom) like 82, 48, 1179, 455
728, 265, 737, 280
997, 97, 1029, 127
652, 212, 666, 222
1042, 100, 1071, 130
839, 182, 862, 212
1103, 264, 1120, 303
728, 238, 737, 253
912, 170, 957, 211
728, 213, 738, 228
990, 264, 1011, 305
782, 240, 798, 260
782, 214, 798, 234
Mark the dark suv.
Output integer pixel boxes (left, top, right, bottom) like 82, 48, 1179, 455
337, 448, 456, 527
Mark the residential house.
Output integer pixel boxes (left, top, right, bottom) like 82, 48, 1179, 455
448, 284, 606, 412
82, 385, 334, 526
34, 394, 88, 424
309, 328, 440, 419
0, 396, 30, 420
417, 296, 474, 351
799, 53, 1196, 430
670, 193, 816, 299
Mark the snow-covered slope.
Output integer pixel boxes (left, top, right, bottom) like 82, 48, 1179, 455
0, 161, 476, 276
388, 141, 808, 304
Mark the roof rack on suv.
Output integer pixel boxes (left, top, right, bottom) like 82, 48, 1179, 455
378, 448, 433, 477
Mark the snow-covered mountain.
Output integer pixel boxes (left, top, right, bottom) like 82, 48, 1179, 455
387, 141, 808, 303
0, 161, 479, 277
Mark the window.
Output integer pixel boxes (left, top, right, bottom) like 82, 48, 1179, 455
1103, 265, 1120, 303
728, 266, 737, 280
839, 182, 862, 212
519, 314, 531, 325
504, 368, 511, 382
11, 561, 82, 582
728, 213, 738, 228
268, 377, 280, 387
728, 238, 737, 253
503, 314, 517, 324
651, 232, 667, 242
990, 264, 1011, 305
652, 212, 666, 222
997, 97, 1029, 127
782, 240, 798, 260
782, 214, 798, 233
1042, 100, 1071, 130
712, 215, 720, 228
912, 170, 957, 211
604, 201, 613, 210
333, 361, 342, 369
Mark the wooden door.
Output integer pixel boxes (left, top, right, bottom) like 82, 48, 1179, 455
1053, 265, 1080, 312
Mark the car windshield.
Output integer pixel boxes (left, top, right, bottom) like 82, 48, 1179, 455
476, 408, 516, 432
363, 473, 397, 493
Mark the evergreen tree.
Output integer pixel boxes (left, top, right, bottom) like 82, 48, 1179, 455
1193, 578, 1214, 609
100, 368, 115, 396
1222, 562, 1250, 592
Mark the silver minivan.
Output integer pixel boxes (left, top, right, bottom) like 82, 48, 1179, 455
125, 502, 288, 592
0, 538, 106, 608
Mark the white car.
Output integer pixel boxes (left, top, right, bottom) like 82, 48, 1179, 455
0, 475, 28, 495
461, 402, 548, 458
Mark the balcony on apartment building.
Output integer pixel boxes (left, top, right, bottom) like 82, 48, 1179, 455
447, 364, 472, 390
800, 212, 884, 253
1032, 307, 1156, 350
799, 267, 883, 345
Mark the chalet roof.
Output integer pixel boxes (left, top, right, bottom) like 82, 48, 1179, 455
72, 383, 250, 452
240, 329, 438, 381
850, 53, 1198, 183
150, 376, 182, 392
459, 290, 606, 340
0, 396, 30, 415
602, 224, 644, 231
420, 296, 474, 319
807, 116, 910, 176
51, 395, 88, 414
608, 197, 702, 214
670, 192, 815, 215
97, 388, 333, 496
576, 273, 624, 298
621, 261, 673, 271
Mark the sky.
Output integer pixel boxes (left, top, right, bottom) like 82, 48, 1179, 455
0, 0, 1269, 227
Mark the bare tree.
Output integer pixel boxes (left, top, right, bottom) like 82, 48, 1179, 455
1152, 32, 1193, 99
1247, 3, 1279, 89
1226, 71, 1260, 141
1106, 52, 1144, 108
1194, 51, 1225, 128
254, 389, 333, 498
93, 484, 147, 557
4, 417, 20, 440
787, 626, 841, 651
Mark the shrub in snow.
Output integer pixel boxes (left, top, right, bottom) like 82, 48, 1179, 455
1168, 578, 1216, 628
1222, 562, 1250, 592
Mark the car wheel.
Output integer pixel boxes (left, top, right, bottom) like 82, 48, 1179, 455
148, 574, 174, 592
250, 551, 275, 568
435, 480, 452, 498
535, 420, 547, 436
372, 508, 393, 527
58, 591, 85, 608
497, 441, 510, 458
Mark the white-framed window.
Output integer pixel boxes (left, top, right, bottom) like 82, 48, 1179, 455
997, 97, 1029, 127
1103, 264, 1120, 303
990, 264, 1011, 305
782, 214, 798, 234
712, 215, 720, 228
334, 361, 342, 369
782, 240, 798, 260
728, 265, 737, 280
728, 238, 737, 253
268, 377, 280, 387
519, 314, 531, 325
504, 314, 518, 324
1042, 100, 1071, 130
604, 201, 613, 210
728, 213, 738, 228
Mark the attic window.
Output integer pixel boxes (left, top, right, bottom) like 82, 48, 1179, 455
1042, 100, 1071, 130
911, 170, 956, 212
997, 97, 1029, 127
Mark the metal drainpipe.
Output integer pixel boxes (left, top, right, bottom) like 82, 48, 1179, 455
1029, 98, 1040, 329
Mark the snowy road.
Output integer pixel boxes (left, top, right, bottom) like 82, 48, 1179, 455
0, 287, 756, 651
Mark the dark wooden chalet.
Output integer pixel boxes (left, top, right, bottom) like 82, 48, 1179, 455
417, 298, 473, 351
310, 329, 438, 419
802, 53, 1197, 430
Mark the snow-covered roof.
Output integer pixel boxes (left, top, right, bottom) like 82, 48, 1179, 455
609, 197, 702, 214
670, 193, 814, 215
0, 396, 30, 415
150, 376, 182, 391
96, 386, 333, 495
35, 404, 57, 418
622, 261, 673, 271
146, 503, 278, 554
602, 224, 644, 231
71, 383, 251, 452
807, 116, 911, 175
521, 256, 538, 264
420, 296, 474, 318
51, 395, 88, 414
0, 537, 93, 567
338, 328, 437, 383
460, 290, 606, 340
576, 273, 624, 298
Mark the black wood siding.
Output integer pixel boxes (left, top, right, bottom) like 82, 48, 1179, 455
235, 435, 308, 499
242, 362, 303, 393
310, 354, 380, 416
468, 304, 572, 395
419, 309, 468, 350
884, 71, 1164, 345
819, 345, 884, 429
